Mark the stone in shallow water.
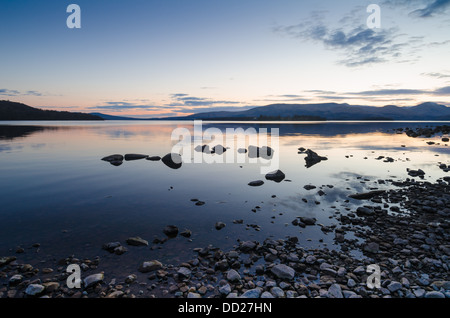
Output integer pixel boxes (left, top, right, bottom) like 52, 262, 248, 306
84, 273, 104, 288
25, 284, 45, 296
139, 260, 163, 273
270, 264, 295, 280
124, 154, 148, 161
248, 180, 264, 187
161, 153, 183, 169
126, 237, 149, 247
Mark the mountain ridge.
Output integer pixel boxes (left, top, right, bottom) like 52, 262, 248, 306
0, 100, 103, 121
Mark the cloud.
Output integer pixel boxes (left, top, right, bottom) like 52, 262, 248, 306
0, 89, 43, 97
169, 94, 241, 107
421, 72, 450, 78
340, 85, 450, 96
274, 16, 415, 67
88, 102, 167, 112
410, 0, 450, 17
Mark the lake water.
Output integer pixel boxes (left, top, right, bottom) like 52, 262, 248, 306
0, 120, 449, 273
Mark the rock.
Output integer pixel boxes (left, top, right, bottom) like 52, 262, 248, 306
102, 242, 122, 253
248, 146, 274, 159
226, 269, 241, 283
101, 154, 124, 166
187, 292, 202, 298
356, 206, 375, 216
43, 282, 60, 292
270, 287, 285, 298
177, 267, 192, 279
195, 145, 211, 153
180, 229, 192, 238
271, 264, 295, 280
139, 260, 163, 273
407, 168, 425, 177
304, 149, 328, 168
442, 137, 449, 142
364, 242, 379, 254
212, 145, 227, 155
299, 217, 316, 226
328, 284, 343, 298
265, 170, 286, 183
83, 273, 104, 288
237, 148, 248, 154
9, 274, 24, 286
124, 154, 148, 161
147, 156, 161, 161
25, 284, 45, 296
387, 281, 402, 292
248, 180, 264, 187
215, 222, 226, 230
240, 241, 257, 252
424, 291, 445, 298
125, 274, 137, 284
304, 184, 317, 190
161, 153, 183, 170
126, 237, 149, 247
0, 256, 16, 267
163, 225, 179, 238
219, 284, 232, 295
349, 190, 385, 200
240, 288, 261, 298
114, 246, 127, 255
261, 291, 275, 298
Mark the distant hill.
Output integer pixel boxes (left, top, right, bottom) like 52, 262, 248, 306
0, 101, 103, 120
184, 102, 450, 121
90, 113, 145, 120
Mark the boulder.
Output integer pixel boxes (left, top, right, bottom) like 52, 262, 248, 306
265, 170, 286, 183
303, 149, 328, 168
271, 264, 295, 280
162, 153, 183, 169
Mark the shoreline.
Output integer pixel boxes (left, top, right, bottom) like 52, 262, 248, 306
1, 176, 448, 299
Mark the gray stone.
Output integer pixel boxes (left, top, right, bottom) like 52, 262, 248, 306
328, 284, 343, 298
248, 180, 264, 187
226, 269, 241, 282
270, 264, 295, 280
364, 242, 380, 254
270, 287, 285, 298
139, 260, 163, 273
424, 291, 445, 298
25, 284, 45, 296
240, 288, 261, 298
261, 291, 275, 298
126, 237, 149, 247
187, 292, 202, 298
387, 281, 402, 292
177, 267, 192, 279
219, 284, 232, 295
83, 273, 104, 288
9, 274, 23, 285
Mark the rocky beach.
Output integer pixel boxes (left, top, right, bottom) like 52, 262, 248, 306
1, 125, 449, 299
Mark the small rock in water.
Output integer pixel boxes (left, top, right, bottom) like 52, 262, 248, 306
139, 260, 163, 273
215, 222, 226, 230
124, 154, 148, 161
248, 180, 264, 187
126, 237, 149, 247
265, 170, 286, 183
147, 156, 161, 161
163, 225, 179, 238
270, 264, 295, 280
161, 153, 183, 170
101, 154, 124, 166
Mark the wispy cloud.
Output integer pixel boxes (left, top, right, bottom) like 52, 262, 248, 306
409, 0, 450, 17
0, 89, 43, 97
169, 94, 241, 107
274, 16, 416, 67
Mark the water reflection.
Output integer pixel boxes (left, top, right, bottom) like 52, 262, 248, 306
0, 121, 448, 265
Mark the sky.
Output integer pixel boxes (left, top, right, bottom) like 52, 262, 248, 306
0, 0, 449, 118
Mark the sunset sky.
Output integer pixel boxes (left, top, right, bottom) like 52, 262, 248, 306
1, 0, 449, 118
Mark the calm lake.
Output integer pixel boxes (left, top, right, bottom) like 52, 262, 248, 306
0, 120, 449, 273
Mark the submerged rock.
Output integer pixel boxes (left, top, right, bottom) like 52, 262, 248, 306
163, 225, 179, 238
84, 273, 104, 288
139, 260, 163, 273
